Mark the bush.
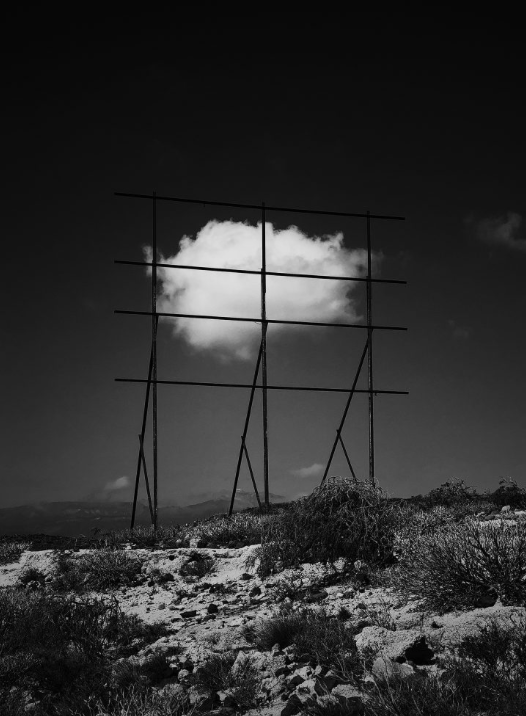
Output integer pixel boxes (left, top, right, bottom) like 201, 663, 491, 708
86, 684, 193, 716
179, 552, 214, 578
192, 652, 261, 710
423, 478, 478, 508
186, 511, 270, 546
487, 477, 526, 509
250, 608, 361, 681
391, 517, 526, 613
0, 540, 30, 565
52, 548, 143, 592
0, 588, 169, 714
247, 476, 406, 577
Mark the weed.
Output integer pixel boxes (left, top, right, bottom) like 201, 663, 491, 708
251, 608, 362, 681
0, 587, 170, 715
17, 566, 46, 588
179, 552, 214, 578
392, 517, 526, 613
192, 652, 261, 710
52, 548, 143, 592
488, 477, 526, 509
86, 684, 194, 716
0, 540, 30, 565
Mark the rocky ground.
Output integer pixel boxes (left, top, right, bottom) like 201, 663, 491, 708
2, 505, 525, 715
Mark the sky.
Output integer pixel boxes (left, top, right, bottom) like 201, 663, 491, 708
2, 14, 525, 511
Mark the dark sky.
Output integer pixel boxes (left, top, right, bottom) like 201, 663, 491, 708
2, 14, 525, 510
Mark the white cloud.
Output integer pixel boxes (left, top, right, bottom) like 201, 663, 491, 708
290, 462, 325, 479
104, 476, 130, 492
469, 211, 525, 253
83, 476, 132, 502
145, 220, 379, 361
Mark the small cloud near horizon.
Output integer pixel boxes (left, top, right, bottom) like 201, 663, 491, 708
290, 462, 325, 479
466, 211, 526, 253
84, 476, 132, 502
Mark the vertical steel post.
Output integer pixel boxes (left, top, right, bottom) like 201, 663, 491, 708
229, 340, 263, 516
261, 204, 269, 509
152, 192, 158, 529
366, 211, 375, 483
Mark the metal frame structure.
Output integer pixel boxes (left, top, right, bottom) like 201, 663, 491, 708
114, 192, 407, 529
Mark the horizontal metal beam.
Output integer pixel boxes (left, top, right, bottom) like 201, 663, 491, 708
115, 259, 407, 286
115, 377, 408, 395
115, 309, 407, 332
115, 191, 405, 221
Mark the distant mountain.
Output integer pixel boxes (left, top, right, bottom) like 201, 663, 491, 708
0, 491, 287, 538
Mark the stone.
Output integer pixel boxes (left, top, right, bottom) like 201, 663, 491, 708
331, 683, 366, 712
287, 673, 305, 687
181, 610, 197, 619
207, 602, 219, 614
372, 656, 417, 682
217, 691, 237, 708
280, 694, 303, 716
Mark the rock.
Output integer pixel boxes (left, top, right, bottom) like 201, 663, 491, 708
331, 683, 366, 712
280, 694, 303, 716
318, 670, 342, 691
187, 685, 217, 712
355, 627, 435, 665
207, 603, 219, 614
217, 691, 237, 708
274, 665, 291, 677
295, 666, 312, 680
305, 590, 328, 603
286, 673, 305, 687
372, 656, 416, 682
181, 610, 197, 619
474, 587, 499, 608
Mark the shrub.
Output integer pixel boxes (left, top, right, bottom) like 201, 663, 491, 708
247, 476, 406, 577
179, 552, 214, 578
391, 517, 526, 613
17, 566, 46, 588
192, 652, 261, 710
423, 478, 478, 508
186, 510, 271, 546
0, 540, 30, 565
487, 477, 526, 509
0, 588, 169, 714
52, 548, 143, 592
86, 684, 193, 716
251, 608, 361, 681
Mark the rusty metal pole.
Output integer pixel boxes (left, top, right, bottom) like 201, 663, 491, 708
130, 332, 156, 529
261, 204, 269, 509
152, 192, 158, 529
321, 339, 369, 484
366, 211, 375, 484
229, 340, 263, 516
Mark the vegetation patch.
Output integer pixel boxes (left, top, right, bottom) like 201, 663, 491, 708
51, 547, 143, 592
249, 607, 362, 681
247, 477, 409, 577
392, 517, 526, 613
0, 540, 30, 566
0, 588, 170, 715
